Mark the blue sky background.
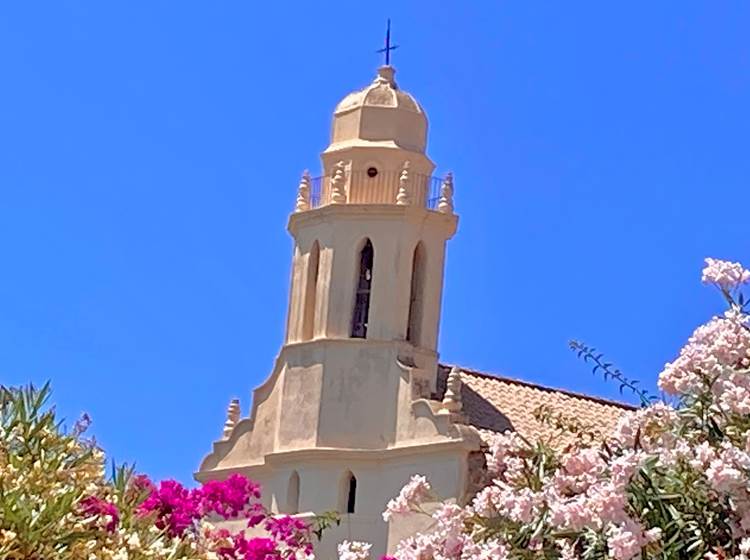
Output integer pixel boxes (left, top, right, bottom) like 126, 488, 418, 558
1, 2, 749, 483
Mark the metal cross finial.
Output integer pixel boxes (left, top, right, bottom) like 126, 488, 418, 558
376, 19, 399, 66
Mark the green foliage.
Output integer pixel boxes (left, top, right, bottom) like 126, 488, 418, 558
0, 383, 106, 558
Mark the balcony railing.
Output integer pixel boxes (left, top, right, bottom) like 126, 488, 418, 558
307, 171, 446, 210
309, 175, 323, 209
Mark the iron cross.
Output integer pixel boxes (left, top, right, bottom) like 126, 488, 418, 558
377, 19, 399, 66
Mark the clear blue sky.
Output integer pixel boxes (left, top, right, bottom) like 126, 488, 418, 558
1, 2, 749, 483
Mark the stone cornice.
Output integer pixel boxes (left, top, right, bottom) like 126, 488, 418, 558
195, 437, 480, 482
287, 204, 458, 238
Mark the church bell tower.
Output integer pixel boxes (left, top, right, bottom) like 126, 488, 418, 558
284, 64, 458, 448
287, 63, 456, 350
198, 61, 479, 558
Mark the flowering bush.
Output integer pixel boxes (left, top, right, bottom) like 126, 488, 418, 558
378, 257, 750, 560
0, 383, 315, 559
7, 256, 750, 560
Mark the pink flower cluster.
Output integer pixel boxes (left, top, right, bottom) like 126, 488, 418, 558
607, 521, 661, 560
138, 474, 267, 537
265, 515, 314, 556
78, 495, 120, 533
658, 308, 750, 413
611, 402, 679, 451
338, 540, 372, 560
382, 475, 433, 522
138, 479, 199, 536
702, 257, 750, 290
213, 533, 282, 560
372, 257, 750, 560
130, 474, 314, 559
200, 475, 263, 523
208, 516, 313, 560
382, 431, 656, 560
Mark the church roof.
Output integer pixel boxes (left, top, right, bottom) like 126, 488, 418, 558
435, 365, 635, 447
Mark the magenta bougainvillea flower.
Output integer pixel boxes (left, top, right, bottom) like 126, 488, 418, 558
78, 495, 120, 533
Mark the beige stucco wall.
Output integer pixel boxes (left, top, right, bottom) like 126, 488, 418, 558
201, 445, 475, 559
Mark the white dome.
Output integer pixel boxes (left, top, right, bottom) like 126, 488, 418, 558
335, 66, 425, 115
329, 66, 428, 153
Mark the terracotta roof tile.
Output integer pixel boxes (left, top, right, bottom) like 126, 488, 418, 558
436, 365, 635, 448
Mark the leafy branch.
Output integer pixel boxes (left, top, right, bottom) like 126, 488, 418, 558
568, 340, 656, 407
533, 403, 601, 444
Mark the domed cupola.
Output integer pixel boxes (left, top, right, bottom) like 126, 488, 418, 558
329, 66, 428, 153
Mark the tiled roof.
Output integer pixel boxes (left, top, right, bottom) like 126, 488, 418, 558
436, 365, 635, 447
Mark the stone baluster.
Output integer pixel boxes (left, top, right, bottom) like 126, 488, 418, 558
396, 161, 412, 206
441, 367, 463, 413
437, 172, 454, 214
222, 398, 241, 439
295, 170, 311, 212
330, 161, 347, 204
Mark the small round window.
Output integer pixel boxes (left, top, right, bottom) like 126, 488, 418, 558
366, 167, 378, 178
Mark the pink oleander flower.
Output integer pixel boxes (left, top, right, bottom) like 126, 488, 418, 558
393, 534, 437, 560
78, 495, 119, 533
552, 447, 607, 495
658, 308, 750, 398
707, 458, 744, 494
484, 431, 526, 479
556, 539, 578, 560
432, 502, 471, 534
609, 451, 645, 488
589, 482, 629, 525
562, 447, 605, 477
606, 520, 649, 560
460, 539, 508, 560
472, 483, 503, 518
478, 483, 539, 524
702, 258, 750, 290
383, 475, 433, 522
368, 255, 750, 560
338, 540, 372, 560
644, 527, 662, 543
611, 403, 678, 450
547, 492, 596, 531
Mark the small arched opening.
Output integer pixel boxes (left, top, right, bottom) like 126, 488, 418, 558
406, 242, 426, 346
286, 470, 300, 514
351, 239, 374, 338
339, 471, 357, 514
301, 241, 320, 341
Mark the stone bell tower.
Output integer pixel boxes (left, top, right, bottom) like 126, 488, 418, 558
198, 64, 480, 558
288, 65, 455, 355
284, 65, 459, 449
